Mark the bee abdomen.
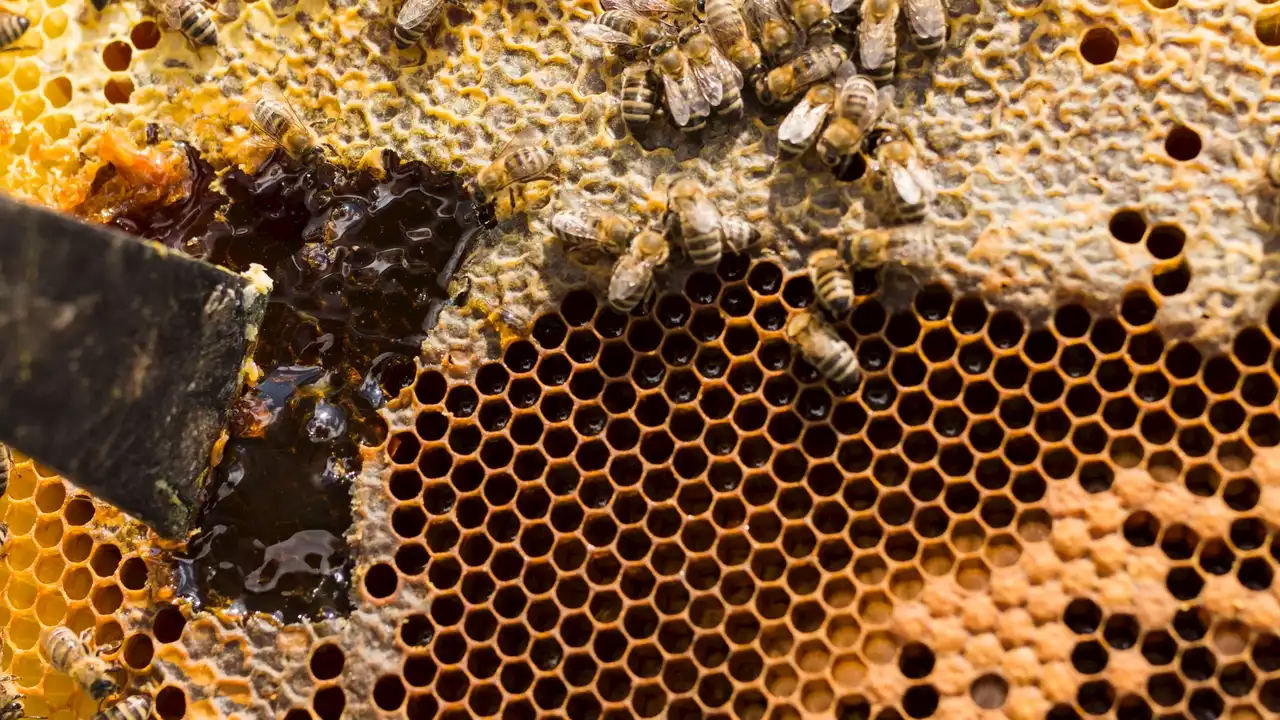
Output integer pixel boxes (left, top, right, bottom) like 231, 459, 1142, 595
914, 35, 944, 52
393, 24, 422, 49
181, 6, 218, 47
682, 233, 722, 265
816, 345, 860, 385
505, 147, 552, 181
808, 248, 853, 315
716, 85, 744, 118
866, 63, 895, 85
42, 627, 79, 672
680, 115, 708, 133
0, 443, 10, 499
0, 13, 30, 49
721, 216, 761, 253
621, 76, 656, 134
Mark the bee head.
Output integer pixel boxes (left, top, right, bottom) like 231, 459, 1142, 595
90, 677, 120, 700
16, 16, 29, 33
754, 76, 778, 106
649, 38, 675, 60
785, 311, 812, 340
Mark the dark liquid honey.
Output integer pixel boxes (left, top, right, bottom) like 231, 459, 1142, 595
116, 149, 484, 620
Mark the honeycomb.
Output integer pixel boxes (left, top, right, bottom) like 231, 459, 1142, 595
6, 0, 1280, 717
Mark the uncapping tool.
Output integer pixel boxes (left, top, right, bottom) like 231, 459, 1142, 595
0, 194, 270, 538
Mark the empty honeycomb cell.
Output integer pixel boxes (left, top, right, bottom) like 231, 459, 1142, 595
122, 632, 154, 670
1109, 210, 1147, 244
90, 582, 122, 614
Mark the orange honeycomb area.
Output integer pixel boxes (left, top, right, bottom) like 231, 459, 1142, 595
8, 251, 1280, 719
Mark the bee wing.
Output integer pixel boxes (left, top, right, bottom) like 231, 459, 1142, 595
830, 0, 856, 12
857, 11, 897, 72
779, 94, 832, 148
687, 192, 722, 236
688, 57, 725, 106
742, 0, 790, 39
581, 22, 644, 48
887, 160, 925, 205
706, 1, 750, 45
833, 58, 858, 84
680, 69, 712, 118
493, 126, 540, 163
604, 0, 680, 14
396, 0, 444, 29
708, 42, 744, 89
552, 210, 598, 240
158, 0, 184, 28
610, 252, 657, 303
908, 155, 937, 198
659, 71, 693, 126
903, 0, 946, 42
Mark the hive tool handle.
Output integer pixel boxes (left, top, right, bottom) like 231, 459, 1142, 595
0, 195, 269, 538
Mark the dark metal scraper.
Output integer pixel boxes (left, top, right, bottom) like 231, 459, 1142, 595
0, 195, 270, 538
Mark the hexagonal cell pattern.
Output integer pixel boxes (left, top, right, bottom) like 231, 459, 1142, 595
302, 256, 1280, 718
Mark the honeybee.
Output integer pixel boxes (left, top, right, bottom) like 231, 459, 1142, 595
159, 0, 218, 48
0, 522, 8, 558
251, 96, 325, 163
492, 178, 555, 221
603, 0, 686, 14
472, 128, 556, 204
0, 12, 30, 52
808, 248, 854, 315
786, 310, 860, 386
858, 0, 898, 84
393, 0, 448, 53
40, 626, 119, 702
743, 0, 802, 62
720, 215, 762, 253
666, 177, 722, 266
873, 129, 934, 224
552, 199, 638, 266
816, 75, 884, 172
836, 225, 935, 270
904, 0, 946, 51
755, 39, 848, 106
0, 443, 10, 499
94, 695, 153, 720
609, 231, 670, 312
790, 0, 836, 37
678, 24, 744, 117
704, 0, 765, 86
777, 82, 836, 158
650, 38, 711, 132
1, 673, 30, 720
582, 10, 676, 62
620, 64, 659, 135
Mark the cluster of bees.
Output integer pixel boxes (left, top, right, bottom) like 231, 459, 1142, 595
552, 177, 762, 311
1, 626, 152, 720
572, 0, 949, 386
